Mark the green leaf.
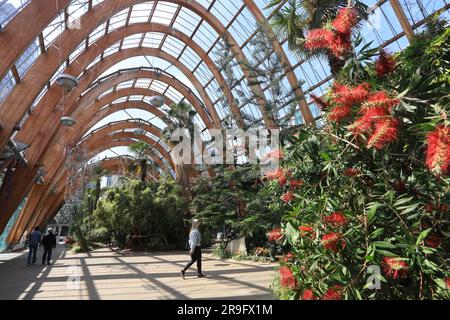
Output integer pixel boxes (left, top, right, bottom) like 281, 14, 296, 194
416, 228, 432, 246
373, 241, 397, 249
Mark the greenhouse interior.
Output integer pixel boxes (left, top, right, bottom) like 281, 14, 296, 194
0, 0, 448, 301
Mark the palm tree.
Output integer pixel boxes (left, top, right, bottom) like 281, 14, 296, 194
161, 101, 200, 193
267, 0, 368, 75
128, 141, 158, 184
91, 165, 107, 210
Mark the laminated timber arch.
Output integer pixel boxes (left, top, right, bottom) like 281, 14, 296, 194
29, 156, 161, 243
16, 21, 243, 164
40, 120, 175, 194
0, 0, 318, 152
8, 135, 168, 245
0, 71, 208, 234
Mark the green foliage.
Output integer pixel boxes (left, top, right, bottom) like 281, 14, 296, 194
73, 177, 189, 251
269, 25, 449, 300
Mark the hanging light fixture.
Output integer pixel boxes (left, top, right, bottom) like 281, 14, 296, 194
56, 74, 79, 91
61, 116, 77, 127
133, 128, 145, 136
149, 96, 164, 108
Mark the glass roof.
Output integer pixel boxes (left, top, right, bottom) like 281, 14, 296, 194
0, 0, 449, 160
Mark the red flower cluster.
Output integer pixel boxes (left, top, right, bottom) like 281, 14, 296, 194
279, 266, 297, 289
298, 225, 314, 236
382, 257, 409, 279
265, 168, 290, 186
265, 149, 284, 160
304, 28, 335, 51
446, 277, 450, 289
301, 289, 317, 300
425, 203, 448, 213
332, 7, 358, 34
323, 212, 347, 226
425, 125, 450, 176
328, 82, 371, 123
321, 232, 346, 253
289, 179, 304, 190
375, 50, 396, 77
393, 180, 406, 193
347, 91, 400, 149
424, 232, 442, 248
268, 228, 283, 242
343, 168, 361, 177
366, 118, 400, 150
283, 252, 294, 262
323, 285, 344, 300
281, 191, 294, 203
304, 7, 358, 58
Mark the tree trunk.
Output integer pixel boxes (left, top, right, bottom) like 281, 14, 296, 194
327, 54, 346, 77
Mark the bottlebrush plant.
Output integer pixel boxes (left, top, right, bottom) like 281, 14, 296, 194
268, 17, 449, 300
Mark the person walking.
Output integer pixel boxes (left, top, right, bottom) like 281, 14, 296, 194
181, 219, 206, 278
42, 228, 57, 265
27, 226, 42, 266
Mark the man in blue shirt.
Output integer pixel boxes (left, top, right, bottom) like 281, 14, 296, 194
27, 226, 42, 266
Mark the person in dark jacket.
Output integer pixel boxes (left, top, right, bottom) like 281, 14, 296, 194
42, 228, 57, 265
27, 226, 42, 266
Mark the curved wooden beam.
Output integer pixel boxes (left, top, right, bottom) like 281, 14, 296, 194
0, 0, 71, 80
0, 0, 275, 151
7, 137, 167, 245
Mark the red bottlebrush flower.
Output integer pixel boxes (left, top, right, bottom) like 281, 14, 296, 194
278, 175, 287, 187
321, 232, 345, 253
268, 228, 283, 242
425, 203, 434, 213
328, 104, 352, 122
279, 266, 297, 289
283, 252, 295, 262
281, 191, 294, 203
304, 28, 335, 51
265, 149, 284, 160
329, 33, 352, 57
323, 212, 347, 226
323, 285, 343, 300
289, 179, 304, 190
424, 232, 442, 248
382, 257, 409, 279
363, 91, 399, 111
393, 180, 406, 193
343, 168, 361, 177
332, 82, 370, 106
367, 118, 399, 149
310, 93, 329, 110
425, 125, 450, 176
445, 278, 450, 289
299, 225, 314, 236
301, 289, 317, 300
332, 7, 358, 35
375, 50, 396, 77
265, 168, 282, 180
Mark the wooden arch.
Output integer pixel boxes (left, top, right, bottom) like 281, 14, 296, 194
7, 135, 169, 245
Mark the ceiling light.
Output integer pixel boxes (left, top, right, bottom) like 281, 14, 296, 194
61, 116, 77, 127
149, 96, 164, 108
56, 74, 79, 91
133, 128, 145, 136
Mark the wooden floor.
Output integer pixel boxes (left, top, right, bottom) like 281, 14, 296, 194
0, 245, 276, 300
